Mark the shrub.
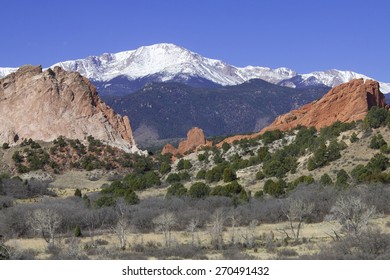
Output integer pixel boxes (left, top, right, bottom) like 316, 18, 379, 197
308, 141, 341, 170
188, 182, 210, 199
320, 121, 356, 139
277, 248, 298, 259
179, 171, 191, 181
255, 171, 265, 180
365, 106, 389, 128
222, 142, 231, 152
320, 173, 333, 186
74, 225, 82, 237
159, 162, 171, 174
257, 147, 271, 162
367, 153, 390, 173
177, 159, 192, 170
263, 159, 287, 178
263, 179, 286, 197
210, 180, 243, 197
198, 153, 206, 161
254, 190, 264, 198
370, 134, 387, 149
196, 169, 206, 180
289, 175, 315, 189
74, 188, 82, 197
262, 130, 283, 144
93, 195, 115, 208
166, 183, 187, 197
166, 173, 181, 183
12, 151, 23, 163
2, 143, 9, 150
223, 167, 237, 182
124, 189, 139, 205
213, 153, 224, 164
350, 132, 359, 143
53, 136, 67, 148
335, 169, 350, 188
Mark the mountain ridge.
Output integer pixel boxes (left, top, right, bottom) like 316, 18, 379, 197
1, 43, 389, 93
103, 79, 330, 146
217, 78, 387, 146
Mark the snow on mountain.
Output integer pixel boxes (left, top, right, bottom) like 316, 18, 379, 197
0, 67, 18, 78
0, 43, 389, 93
52, 43, 246, 85
237, 66, 297, 84
300, 70, 390, 93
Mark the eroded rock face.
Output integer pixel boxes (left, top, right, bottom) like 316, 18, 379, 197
161, 127, 211, 155
260, 79, 386, 133
0, 65, 139, 152
218, 79, 387, 145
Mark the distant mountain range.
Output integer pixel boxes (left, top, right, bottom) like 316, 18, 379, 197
103, 80, 330, 147
1, 43, 389, 94
2, 43, 389, 147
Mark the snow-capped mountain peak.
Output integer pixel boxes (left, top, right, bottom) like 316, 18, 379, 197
1, 43, 389, 93
52, 43, 237, 85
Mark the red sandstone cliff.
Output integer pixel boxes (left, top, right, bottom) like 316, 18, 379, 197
218, 79, 387, 145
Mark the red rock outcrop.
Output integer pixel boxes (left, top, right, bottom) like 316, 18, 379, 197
0, 65, 140, 152
161, 127, 212, 155
261, 79, 386, 132
218, 79, 387, 145
161, 143, 178, 155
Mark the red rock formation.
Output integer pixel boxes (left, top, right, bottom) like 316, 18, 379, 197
260, 79, 386, 133
161, 143, 178, 155
161, 127, 212, 155
218, 79, 387, 145
0, 65, 139, 152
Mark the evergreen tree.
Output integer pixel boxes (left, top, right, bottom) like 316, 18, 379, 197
74, 188, 82, 197
320, 173, 333, 186
74, 225, 82, 237
223, 167, 237, 182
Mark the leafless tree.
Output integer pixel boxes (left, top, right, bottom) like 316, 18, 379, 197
208, 208, 225, 249
281, 198, 314, 242
330, 195, 376, 235
27, 208, 62, 247
83, 207, 113, 247
240, 219, 258, 248
110, 200, 132, 250
186, 217, 200, 246
152, 212, 177, 247
228, 208, 241, 245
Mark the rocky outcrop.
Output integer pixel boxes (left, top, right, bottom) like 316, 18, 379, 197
260, 79, 386, 133
219, 79, 387, 145
161, 143, 178, 155
0, 65, 140, 152
161, 127, 212, 155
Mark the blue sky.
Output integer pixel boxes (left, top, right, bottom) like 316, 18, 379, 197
1, 0, 389, 81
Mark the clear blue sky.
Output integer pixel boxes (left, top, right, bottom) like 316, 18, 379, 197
1, 0, 389, 81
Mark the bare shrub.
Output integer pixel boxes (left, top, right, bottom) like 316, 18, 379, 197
281, 198, 314, 242
277, 248, 298, 259
27, 208, 62, 247
329, 195, 376, 235
153, 212, 177, 248
208, 208, 226, 249
312, 228, 390, 259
